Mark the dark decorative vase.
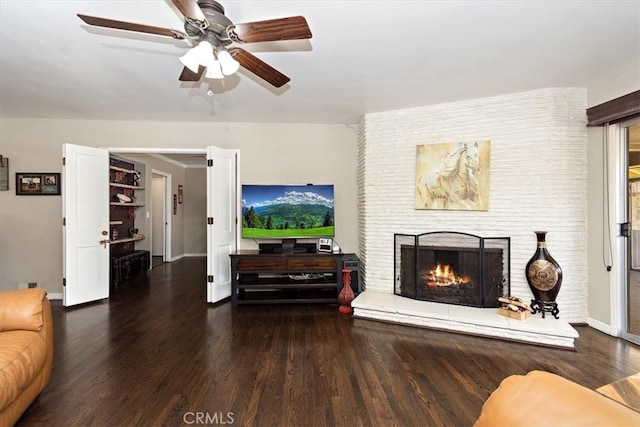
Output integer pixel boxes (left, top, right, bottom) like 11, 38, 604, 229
525, 231, 562, 318
338, 269, 355, 315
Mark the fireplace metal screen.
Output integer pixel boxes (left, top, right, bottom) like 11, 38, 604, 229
394, 232, 510, 308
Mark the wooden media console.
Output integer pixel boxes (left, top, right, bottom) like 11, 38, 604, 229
230, 251, 350, 307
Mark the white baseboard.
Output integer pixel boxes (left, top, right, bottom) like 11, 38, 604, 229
587, 317, 614, 336
184, 253, 206, 257
168, 254, 184, 262
47, 292, 63, 300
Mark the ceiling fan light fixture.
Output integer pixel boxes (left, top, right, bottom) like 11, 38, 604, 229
217, 49, 240, 76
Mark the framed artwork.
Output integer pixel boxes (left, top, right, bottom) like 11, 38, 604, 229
178, 185, 184, 204
16, 172, 61, 195
173, 194, 177, 215
415, 141, 491, 211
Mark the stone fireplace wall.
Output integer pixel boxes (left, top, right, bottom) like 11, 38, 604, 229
357, 88, 588, 322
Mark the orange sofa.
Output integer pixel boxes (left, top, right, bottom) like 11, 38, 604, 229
0, 289, 53, 427
475, 370, 640, 426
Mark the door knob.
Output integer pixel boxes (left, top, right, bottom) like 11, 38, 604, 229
100, 239, 110, 248
101, 230, 109, 236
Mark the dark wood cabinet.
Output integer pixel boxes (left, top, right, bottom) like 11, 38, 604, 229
112, 250, 150, 287
230, 251, 347, 307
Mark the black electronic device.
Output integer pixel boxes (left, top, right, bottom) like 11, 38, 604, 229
258, 242, 317, 254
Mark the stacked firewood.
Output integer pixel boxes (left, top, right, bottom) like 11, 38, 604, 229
497, 296, 531, 319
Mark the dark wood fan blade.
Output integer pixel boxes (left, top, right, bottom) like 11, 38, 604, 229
230, 48, 290, 88
179, 66, 204, 82
230, 16, 312, 43
171, 0, 207, 27
77, 14, 187, 39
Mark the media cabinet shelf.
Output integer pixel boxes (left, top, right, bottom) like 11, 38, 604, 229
230, 251, 346, 307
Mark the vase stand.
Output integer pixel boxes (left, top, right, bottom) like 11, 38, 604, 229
530, 300, 560, 319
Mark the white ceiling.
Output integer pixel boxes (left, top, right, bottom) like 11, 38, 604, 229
1, 1, 638, 125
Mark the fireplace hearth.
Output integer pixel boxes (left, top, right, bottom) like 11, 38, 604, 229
394, 232, 510, 308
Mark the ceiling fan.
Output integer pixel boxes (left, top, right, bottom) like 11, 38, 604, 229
77, 0, 312, 88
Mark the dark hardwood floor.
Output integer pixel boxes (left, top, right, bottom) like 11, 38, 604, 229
16, 257, 640, 426
152, 255, 164, 269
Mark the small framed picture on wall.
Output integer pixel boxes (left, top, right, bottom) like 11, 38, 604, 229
178, 185, 184, 204
16, 172, 61, 195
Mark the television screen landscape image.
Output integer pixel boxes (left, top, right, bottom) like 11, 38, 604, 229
242, 184, 335, 239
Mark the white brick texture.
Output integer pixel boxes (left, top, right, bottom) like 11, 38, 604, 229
358, 88, 588, 322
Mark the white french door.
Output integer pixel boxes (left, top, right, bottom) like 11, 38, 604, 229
62, 144, 110, 306
206, 146, 239, 303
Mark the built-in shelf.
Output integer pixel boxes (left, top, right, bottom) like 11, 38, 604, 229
110, 202, 145, 207
110, 157, 148, 287
110, 183, 145, 190
109, 165, 137, 174
111, 236, 145, 244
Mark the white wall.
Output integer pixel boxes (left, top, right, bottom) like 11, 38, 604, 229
0, 119, 359, 294
184, 167, 207, 256
359, 88, 589, 322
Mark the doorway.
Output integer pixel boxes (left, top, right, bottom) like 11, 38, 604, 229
152, 171, 169, 268
63, 144, 238, 306
108, 147, 239, 304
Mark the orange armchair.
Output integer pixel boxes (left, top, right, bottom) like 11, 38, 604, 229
0, 288, 54, 427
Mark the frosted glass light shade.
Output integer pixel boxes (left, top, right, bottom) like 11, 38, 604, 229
205, 59, 224, 79
179, 48, 202, 73
179, 41, 214, 73
217, 50, 240, 75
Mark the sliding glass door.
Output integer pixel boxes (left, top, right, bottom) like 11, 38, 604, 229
624, 122, 640, 344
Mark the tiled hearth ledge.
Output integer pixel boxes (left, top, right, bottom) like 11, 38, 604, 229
352, 291, 579, 349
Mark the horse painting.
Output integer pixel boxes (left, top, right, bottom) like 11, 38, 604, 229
415, 141, 490, 210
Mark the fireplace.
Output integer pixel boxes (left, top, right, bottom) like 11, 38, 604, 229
394, 232, 510, 308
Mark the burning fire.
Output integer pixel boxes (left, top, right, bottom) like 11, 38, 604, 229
421, 263, 471, 287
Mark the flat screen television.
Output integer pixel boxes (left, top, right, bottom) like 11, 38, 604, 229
241, 184, 335, 239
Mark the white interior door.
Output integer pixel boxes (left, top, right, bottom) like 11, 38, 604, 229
206, 146, 238, 303
63, 143, 110, 306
